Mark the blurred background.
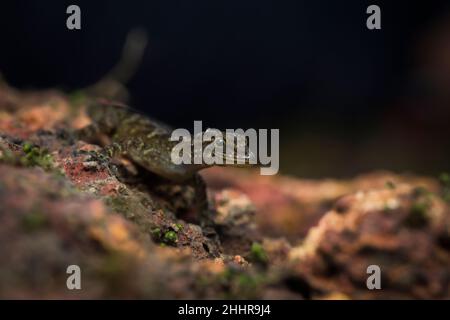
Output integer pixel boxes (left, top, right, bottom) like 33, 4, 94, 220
1, 0, 449, 178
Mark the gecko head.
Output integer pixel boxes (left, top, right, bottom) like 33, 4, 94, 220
197, 129, 257, 166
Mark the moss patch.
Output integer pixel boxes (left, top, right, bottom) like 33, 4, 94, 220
439, 172, 450, 203
250, 242, 268, 264
163, 230, 178, 245
21, 142, 55, 171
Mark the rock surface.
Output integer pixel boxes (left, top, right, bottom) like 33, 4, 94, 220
0, 82, 449, 299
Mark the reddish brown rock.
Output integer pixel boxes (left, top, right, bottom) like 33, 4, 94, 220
288, 184, 450, 299
1, 82, 448, 299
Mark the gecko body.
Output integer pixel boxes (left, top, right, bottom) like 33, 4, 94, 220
77, 100, 253, 225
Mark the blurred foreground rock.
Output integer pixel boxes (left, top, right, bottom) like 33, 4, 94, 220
0, 82, 448, 299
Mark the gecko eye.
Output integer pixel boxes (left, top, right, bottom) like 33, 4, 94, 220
214, 137, 224, 147
221, 132, 256, 164
198, 129, 257, 164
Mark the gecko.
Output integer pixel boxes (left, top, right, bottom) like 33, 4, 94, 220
73, 29, 254, 227
76, 99, 255, 226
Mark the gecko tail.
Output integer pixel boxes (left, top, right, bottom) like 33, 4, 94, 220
87, 27, 149, 101
109, 28, 149, 84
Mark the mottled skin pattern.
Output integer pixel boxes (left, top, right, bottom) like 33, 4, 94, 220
80, 100, 205, 182
77, 100, 252, 229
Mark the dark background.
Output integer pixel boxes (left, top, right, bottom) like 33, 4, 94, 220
1, 0, 450, 177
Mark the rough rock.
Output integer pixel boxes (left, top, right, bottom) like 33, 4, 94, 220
0, 82, 448, 299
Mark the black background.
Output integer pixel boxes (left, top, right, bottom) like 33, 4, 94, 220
1, 1, 449, 177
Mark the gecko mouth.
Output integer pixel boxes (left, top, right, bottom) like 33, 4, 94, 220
193, 129, 257, 165
212, 133, 256, 165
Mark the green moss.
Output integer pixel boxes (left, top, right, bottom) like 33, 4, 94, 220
163, 230, 178, 245
237, 273, 262, 290
151, 228, 161, 239
22, 142, 32, 153
385, 181, 396, 190
20, 143, 54, 171
439, 172, 450, 203
218, 268, 265, 299
68, 90, 87, 107
250, 242, 268, 264
151, 224, 182, 245
439, 172, 450, 186
173, 223, 183, 232
21, 211, 48, 232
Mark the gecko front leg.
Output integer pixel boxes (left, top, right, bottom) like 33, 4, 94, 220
188, 174, 220, 244
75, 125, 129, 179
